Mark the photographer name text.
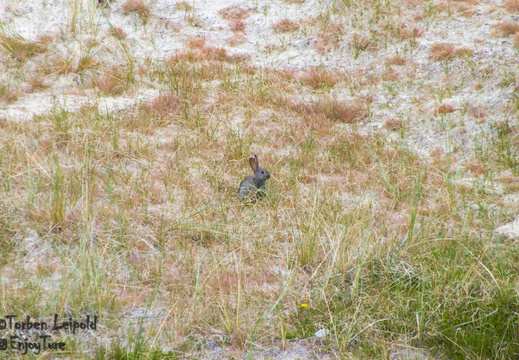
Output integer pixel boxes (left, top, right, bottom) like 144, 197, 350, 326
0, 314, 97, 334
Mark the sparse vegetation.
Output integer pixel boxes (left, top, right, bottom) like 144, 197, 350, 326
0, 84, 19, 103
384, 117, 404, 130
436, 103, 456, 114
314, 21, 344, 53
272, 19, 300, 33
186, 36, 205, 49
218, 6, 249, 20
351, 32, 378, 55
229, 20, 246, 32
122, 0, 151, 24
226, 33, 247, 46
109, 26, 127, 39
493, 21, 519, 37
290, 96, 368, 123
468, 104, 487, 119
1, 0, 519, 359
429, 42, 474, 61
175, 1, 193, 12
0, 33, 49, 62
95, 66, 128, 95
27, 74, 50, 92
144, 92, 183, 123
385, 55, 407, 66
299, 67, 341, 90
505, 0, 519, 13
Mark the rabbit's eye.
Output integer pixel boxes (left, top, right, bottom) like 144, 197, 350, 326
261, 170, 265, 174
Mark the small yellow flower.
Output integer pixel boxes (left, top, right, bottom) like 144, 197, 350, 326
300, 297, 309, 307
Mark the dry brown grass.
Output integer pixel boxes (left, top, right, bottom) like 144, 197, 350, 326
290, 96, 368, 123
454, 2, 479, 16
37, 33, 55, 46
203, 46, 232, 61
429, 42, 455, 61
382, 70, 400, 81
226, 34, 247, 46
27, 75, 50, 92
264, 43, 282, 52
186, 36, 206, 49
498, 175, 519, 192
470, 84, 482, 93
110, 27, 127, 39
0, 85, 19, 103
435, 103, 456, 114
145, 93, 183, 122
314, 22, 344, 54
384, 118, 404, 130
43, 54, 74, 75
95, 67, 128, 95
75, 55, 98, 75
230, 20, 246, 32
468, 104, 487, 119
391, 23, 424, 41
455, 0, 479, 4
218, 6, 249, 20
314, 32, 338, 54
429, 42, 473, 61
175, 1, 193, 11
272, 19, 300, 33
385, 55, 407, 66
299, 67, 341, 90
351, 32, 377, 52
0, 33, 49, 62
493, 21, 519, 37
505, 0, 519, 13
167, 46, 245, 64
122, 0, 151, 24
467, 162, 486, 176
168, 49, 204, 63
454, 47, 474, 57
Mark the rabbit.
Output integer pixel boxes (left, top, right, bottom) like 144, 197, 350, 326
238, 154, 271, 198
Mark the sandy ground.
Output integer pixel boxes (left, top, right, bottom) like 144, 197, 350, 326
1, 0, 519, 358
2, 0, 518, 145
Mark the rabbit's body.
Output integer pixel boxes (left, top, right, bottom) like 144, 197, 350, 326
238, 155, 271, 198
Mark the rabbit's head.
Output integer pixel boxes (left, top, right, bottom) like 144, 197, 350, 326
250, 155, 270, 182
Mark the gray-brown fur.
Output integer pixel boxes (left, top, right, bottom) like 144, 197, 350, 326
238, 155, 271, 198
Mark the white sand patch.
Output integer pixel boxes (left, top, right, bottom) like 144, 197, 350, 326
496, 217, 519, 239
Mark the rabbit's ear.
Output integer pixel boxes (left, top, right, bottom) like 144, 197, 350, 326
249, 155, 259, 171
